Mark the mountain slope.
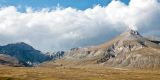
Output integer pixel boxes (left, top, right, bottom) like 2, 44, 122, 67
0, 42, 52, 66
51, 29, 160, 69
0, 54, 22, 66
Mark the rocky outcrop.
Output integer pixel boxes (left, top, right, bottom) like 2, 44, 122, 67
50, 51, 65, 60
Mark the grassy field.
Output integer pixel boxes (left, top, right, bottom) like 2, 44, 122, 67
0, 66, 160, 80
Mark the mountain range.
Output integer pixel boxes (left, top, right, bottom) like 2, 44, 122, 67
0, 29, 160, 69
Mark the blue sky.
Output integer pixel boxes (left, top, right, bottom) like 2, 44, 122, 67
0, 0, 130, 11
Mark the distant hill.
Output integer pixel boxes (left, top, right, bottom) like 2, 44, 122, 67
0, 42, 52, 66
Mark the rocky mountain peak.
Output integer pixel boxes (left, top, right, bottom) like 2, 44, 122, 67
123, 29, 140, 36
128, 29, 140, 35
119, 29, 142, 41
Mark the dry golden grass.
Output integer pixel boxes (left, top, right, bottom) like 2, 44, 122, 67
0, 66, 160, 80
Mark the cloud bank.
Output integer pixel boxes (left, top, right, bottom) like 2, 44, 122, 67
0, 0, 160, 51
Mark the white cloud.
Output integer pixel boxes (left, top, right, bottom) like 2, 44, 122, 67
0, 0, 160, 51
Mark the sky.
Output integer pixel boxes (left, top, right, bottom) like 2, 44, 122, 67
0, 0, 160, 52
0, 0, 130, 11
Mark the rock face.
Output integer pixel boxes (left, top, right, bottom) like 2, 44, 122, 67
0, 42, 52, 66
56, 29, 160, 69
46, 51, 65, 60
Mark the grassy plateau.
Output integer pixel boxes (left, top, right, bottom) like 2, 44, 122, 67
0, 66, 160, 80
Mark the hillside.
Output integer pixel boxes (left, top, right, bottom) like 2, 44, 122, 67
0, 42, 52, 66
0, 54, 23, 67
45, 29, 160, 69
